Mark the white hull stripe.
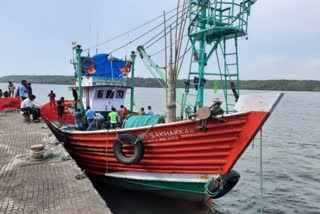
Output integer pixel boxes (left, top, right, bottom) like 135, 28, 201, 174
104, 171, 218, 183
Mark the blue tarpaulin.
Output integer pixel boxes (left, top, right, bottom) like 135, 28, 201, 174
80, 54, 127, 77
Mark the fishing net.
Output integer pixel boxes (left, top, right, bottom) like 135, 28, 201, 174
0, 97, 20, 112
41, 100, 75, 124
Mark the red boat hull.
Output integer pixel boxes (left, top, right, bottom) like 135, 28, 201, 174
46, 111, 269, 176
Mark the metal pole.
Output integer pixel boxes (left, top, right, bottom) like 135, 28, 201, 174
130, 52, 136, 112
75, 45, 84, 115
196, 1, 207, 107
163, 11, 168, 110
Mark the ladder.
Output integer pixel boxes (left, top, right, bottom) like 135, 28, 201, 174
183, 0, 253, 116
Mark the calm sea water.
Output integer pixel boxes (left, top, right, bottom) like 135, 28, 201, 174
1, 82, 319, 213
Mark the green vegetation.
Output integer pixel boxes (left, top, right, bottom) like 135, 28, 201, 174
0, 75, 73, 85
0, 75, 319, 91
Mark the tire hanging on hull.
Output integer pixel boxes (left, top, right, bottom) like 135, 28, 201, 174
113, 133, 144, 165
205, 170, 240, 199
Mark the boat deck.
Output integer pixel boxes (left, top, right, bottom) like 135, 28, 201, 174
0, 111, 111, 214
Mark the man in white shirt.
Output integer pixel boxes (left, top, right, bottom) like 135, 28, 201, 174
20, 95, 41, 122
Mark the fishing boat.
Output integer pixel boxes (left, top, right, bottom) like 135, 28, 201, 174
42, 0, 283, 202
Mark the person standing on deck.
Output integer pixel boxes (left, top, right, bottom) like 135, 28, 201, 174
95, 112, 105, 129
48, 90, 56, 108
147, 106, 153, 115
56, 97, 65, 122
74, 108, 84, 130
123, 107, 129, 118
72, 88, 78, 109
85, 106, 96, 130
108, 107, 118, 129
118, 105, 125, 126
138, 107, 146, 115
0, 89, 3, 98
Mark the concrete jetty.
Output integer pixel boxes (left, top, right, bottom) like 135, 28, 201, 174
0, 112, 111, 214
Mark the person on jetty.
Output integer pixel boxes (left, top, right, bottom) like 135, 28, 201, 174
48, 90, 56, 108
108, 107, 118, 129
57, 97, 65, 122
147, 106, 153, 115
138, 107, 146, 115
18, 80, 29, 101
3, 91, 9, 98
85, 106, 96, 131
20, 95, 41, 122
26, 83, 32, 96
8, 82, 15, 97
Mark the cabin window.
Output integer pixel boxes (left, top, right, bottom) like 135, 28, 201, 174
106, 90, 114, 99
96, 90, 104, 98
116, 90, 124, 99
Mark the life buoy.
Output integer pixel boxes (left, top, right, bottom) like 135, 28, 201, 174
87, 67, 96, 75
119, 61, 131, 76
82, 58, 96, 74
113, 133, 144, 165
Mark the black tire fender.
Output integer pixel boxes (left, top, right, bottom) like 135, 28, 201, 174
113, 133, 144, 165
206, 170, 240, 199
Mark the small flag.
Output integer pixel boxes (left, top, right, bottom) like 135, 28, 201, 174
213, 80, 218, 93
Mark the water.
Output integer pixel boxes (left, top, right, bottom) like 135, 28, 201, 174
1, 82, 319, 213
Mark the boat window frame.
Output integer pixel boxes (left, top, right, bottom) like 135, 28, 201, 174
106, 89, 114, 99
96, 89, 104, 99
115, 90, 125, 99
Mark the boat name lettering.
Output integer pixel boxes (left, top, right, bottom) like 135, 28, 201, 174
147, 128, 195, 139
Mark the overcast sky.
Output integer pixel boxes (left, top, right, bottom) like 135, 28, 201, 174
0, 0, 319, 80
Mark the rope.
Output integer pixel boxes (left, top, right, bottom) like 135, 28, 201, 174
143, 6, 188, 49
149, 33, 189, 56
114, 124, 156, 145
136, 124, 156, 143
141, 58, 166, 88
105, 128, 109, 173
86, 118, 97, 131
109, 22, 164, 54
260, 128, 264, 213
109, 5, 188, 54
83, 5, 183, 52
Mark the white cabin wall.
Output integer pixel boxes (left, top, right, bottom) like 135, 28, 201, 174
84, 87, 127, 112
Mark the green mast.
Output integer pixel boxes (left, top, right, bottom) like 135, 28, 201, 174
75, 45, 84, 114
185, 0, 254, 114
196, 4, 207, 107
